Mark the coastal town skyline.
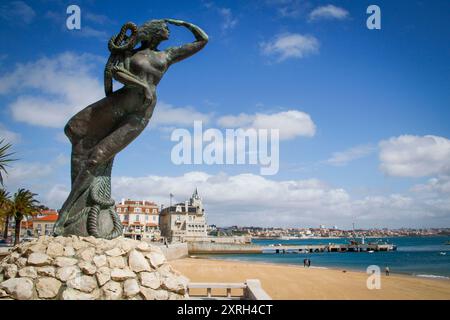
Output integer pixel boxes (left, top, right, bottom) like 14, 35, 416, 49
0, 0, 449, 229
13, 202, 450, 241
32, 196, 450, 233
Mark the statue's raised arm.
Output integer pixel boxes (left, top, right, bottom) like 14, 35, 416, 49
164, 19, 209, 65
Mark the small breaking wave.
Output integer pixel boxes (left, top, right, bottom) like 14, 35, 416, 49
416, 274, 449, 280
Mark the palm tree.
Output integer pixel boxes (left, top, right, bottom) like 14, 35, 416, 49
0, 139, 16, 186
10, 188, 40, 245
0, 188, 12, 240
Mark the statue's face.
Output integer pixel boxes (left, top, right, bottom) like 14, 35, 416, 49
159, 23, 170, 40
139, 21, 169, 44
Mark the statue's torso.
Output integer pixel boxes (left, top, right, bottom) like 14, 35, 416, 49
129, 49, 168, 90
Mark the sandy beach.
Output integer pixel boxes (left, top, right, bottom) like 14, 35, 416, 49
170, 258, 450, 300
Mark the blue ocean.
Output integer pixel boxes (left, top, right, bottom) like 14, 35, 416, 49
203, 237, 450, 278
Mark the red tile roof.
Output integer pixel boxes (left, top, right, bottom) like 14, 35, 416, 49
40, 210, 58, 215
33, 215, 58, 222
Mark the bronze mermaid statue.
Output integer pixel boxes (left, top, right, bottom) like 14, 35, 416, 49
53, 18, 208, 238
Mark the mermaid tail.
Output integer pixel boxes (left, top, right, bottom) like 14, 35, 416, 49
53, 157, 122, 238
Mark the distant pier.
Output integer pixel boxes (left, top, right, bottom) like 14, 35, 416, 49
262, 243, 396, 254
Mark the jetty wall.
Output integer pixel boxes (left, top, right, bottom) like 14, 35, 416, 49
155, 242, 189, 260
188, 242, 262, 254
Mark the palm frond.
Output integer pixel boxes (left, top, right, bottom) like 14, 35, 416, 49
0, 139, 18, 186
0, 188, 12, 218
12, 188, 40, 219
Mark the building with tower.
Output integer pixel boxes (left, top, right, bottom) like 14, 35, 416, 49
159, 188, 208, 243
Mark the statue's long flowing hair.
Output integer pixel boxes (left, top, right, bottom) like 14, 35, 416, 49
103, 20, 167, 96
103, 22, 138, 96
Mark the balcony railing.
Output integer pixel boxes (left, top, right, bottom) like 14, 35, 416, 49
187, 279, 272, 300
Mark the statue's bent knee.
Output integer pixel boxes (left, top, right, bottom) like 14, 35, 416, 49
64, 121, 79, 142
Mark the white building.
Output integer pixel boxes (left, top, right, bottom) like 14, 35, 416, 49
159, 189, 208, 243
116, 199, 161, 241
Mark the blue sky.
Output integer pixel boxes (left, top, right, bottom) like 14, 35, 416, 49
0, 0, 449, 229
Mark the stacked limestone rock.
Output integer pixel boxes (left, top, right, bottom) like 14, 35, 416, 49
0, 236, 189, 300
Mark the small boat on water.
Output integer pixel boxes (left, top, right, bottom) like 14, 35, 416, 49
367, 250, 374, 253
439, 252, 447, 256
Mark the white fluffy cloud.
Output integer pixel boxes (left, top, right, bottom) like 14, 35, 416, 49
408, 176, 450, 219
0, 52, 104, 128
3, 155, 69, 209
204, 3, 238, 33
76, 26, 108, 40
260, 33, 319, 62
265, 0, 304, 18
112, 171, 450, 228
217, 110, 316, 140
45, 184, 70, 209
0, 123, 20, 143
411, 175, 450, 195
113, 171, 350, 227
326, 144, 375, 166
151, 101, 212, 128
4, 154, 69, 186
84, 12, 113, 25
219, 8, 238, 32
5, 162, 53, 183
309, 5, 349, 21
379, 135, 450, 177
0, 1, 36, 24
114, 172, 347, 206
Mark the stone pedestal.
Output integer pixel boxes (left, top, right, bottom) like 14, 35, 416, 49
0, 236, 188, 300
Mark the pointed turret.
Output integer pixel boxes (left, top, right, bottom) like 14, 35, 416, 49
190, 187, 203, 214
192, 188, 200, 200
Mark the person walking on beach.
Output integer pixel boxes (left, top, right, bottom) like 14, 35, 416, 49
385, 266, 390, 276
307, 259, 311, 268
303, 258, 307, 267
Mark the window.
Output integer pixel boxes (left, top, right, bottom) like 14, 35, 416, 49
135, 215, 140, 222
145, 209, 149, 213
134, 207, 142, 213
117, 208, 121, 213
145, 215, 149, 221
176, 205, 181, 212
45, 224, 53, 235
124, 215, 129, 221
153, 209, 157, 214
152, 216, 157, 222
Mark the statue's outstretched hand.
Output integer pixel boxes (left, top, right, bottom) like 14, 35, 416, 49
165, 18, 185, 26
